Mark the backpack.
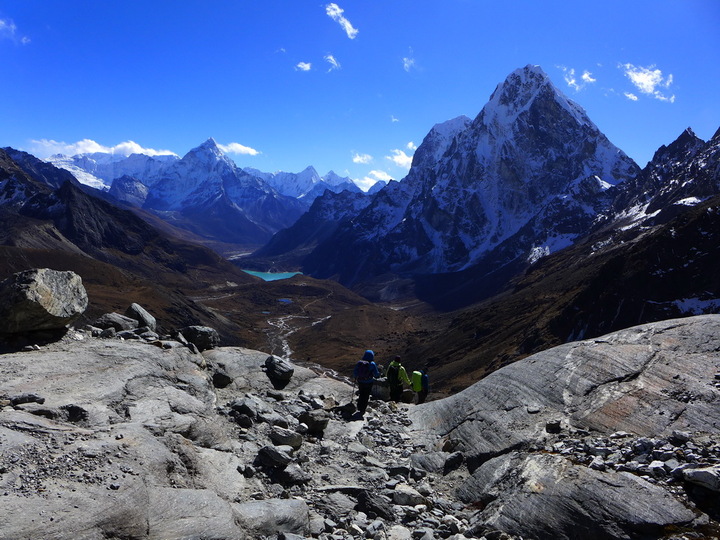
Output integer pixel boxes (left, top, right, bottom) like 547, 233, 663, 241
386, 364, 399, 386
411, 371, 423, 392
356, 360, 372, 381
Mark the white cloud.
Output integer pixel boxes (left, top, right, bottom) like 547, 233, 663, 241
386, 149, 413, 169
581, 70, 596, 84
624, 92, 639, 101
324, 54, 341, 72
352, 152, 373, 164
621, 63, 675, 102
406, 141, 417, 151
402, 56, 415, 72
391, 115, 399, 123
0, 17, 30, 44
369, 170, 393, 181
295, 62, 312, 72
326, 3, 358, 39
559, 66, 596, 91
354, 169, 392, 191
28, 138, 177, 158
217, 142, 260, 156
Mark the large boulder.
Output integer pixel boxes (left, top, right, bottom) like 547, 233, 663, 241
94, 312, 138, 332
0, 268, 88, 334
264, 355, 294, 382
180, 325, 219, 352
125, 302, 157, 332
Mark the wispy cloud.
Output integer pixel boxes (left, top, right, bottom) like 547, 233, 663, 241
29, 139, 177, 158
623, 92, 639, 101
621, 63, 675, 102
352, 152, 373, 164
326, 3, 358, 39
324, 54, 341, 72
391, 115, 399, 123
0, 17, 30, 44
295, 62, 312, 72
217, 142, 260, 156
402, 48, 416, 72
406, 141, 417, 151
558, 66, 596, 91
386, 148, 413, 169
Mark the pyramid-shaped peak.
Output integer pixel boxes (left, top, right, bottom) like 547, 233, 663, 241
478, 65, 592, 131
182, 138, 235, 168
186, 138, 225, 156
199, 137, 221, 150
489, 65, 554, 107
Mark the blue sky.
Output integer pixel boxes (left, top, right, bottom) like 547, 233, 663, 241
1, 1, 718, 190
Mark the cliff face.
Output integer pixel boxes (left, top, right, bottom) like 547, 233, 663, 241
1, 314, 718, 539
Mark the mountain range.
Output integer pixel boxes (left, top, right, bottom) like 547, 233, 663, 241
46, 139, 378, 250
245, 65, 719, 308
1, 64, 718, 394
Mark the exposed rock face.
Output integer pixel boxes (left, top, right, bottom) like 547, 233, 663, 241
0, 268, 87, 334
464, 452, 696, 540
408, 315, 720, 460
408, 315, 720, 539
108, 174, 150, 207
0, 315, 718, 539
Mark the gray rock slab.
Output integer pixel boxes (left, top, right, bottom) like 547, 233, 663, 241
462, 452, 695, 540
94, 312, 138, 332
148, 487, 242, 539
408, 315, 720, 467
204, 347, 351, 399
233, 498, 309, 537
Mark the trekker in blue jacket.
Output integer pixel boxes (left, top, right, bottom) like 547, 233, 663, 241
353, 350, 380, 417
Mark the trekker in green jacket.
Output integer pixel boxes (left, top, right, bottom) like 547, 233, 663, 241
386, 355, 411, 402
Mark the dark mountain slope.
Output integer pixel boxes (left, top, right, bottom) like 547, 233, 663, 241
244, 189, 373, 271
401, 193, 720, 394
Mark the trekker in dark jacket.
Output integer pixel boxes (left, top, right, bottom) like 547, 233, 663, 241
353, 350, 380, 417
418, 368, 429, 404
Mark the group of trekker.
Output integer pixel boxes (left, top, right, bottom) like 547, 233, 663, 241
352, 350, 429, 417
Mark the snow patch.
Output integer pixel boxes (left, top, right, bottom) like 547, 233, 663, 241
675, 196, 703, 206
674, 297, 720, 315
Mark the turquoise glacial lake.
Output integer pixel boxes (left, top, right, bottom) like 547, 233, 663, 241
242, 270, 302, 281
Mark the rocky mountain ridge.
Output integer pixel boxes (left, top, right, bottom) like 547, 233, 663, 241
1, 281, 718, 540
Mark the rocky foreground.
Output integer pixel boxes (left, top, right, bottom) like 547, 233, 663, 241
1, 315, 719, 539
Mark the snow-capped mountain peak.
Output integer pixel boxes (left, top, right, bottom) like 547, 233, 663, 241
302, 65, 641, 288
183, 138, 236, 171
322, 170, 352, 187
480, 64, 592, 132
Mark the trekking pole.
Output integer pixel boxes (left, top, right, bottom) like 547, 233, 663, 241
350, 376, 357, 406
